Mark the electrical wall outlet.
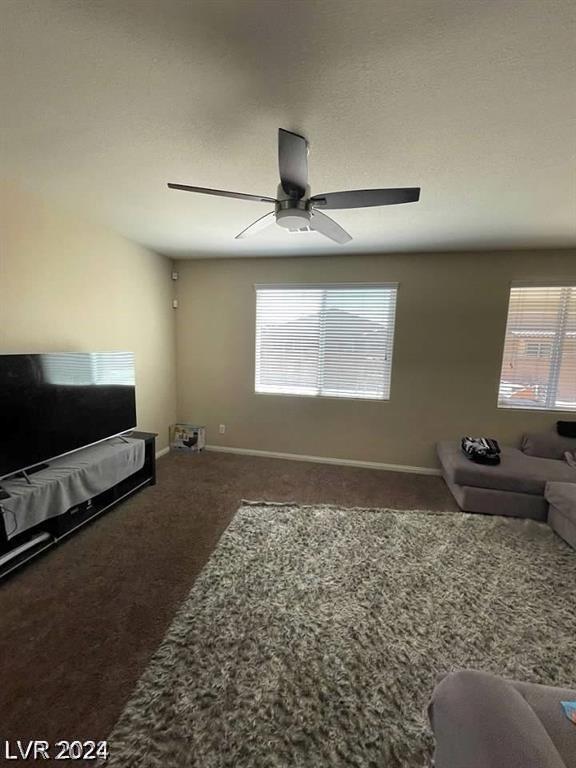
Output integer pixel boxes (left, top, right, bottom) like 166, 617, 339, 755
219, 424, 226, 434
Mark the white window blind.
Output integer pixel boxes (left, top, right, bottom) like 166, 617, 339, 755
498, 284, 576, 411
255, 284, 398, 400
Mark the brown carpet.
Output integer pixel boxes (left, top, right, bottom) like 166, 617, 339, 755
0, 451, 456, 763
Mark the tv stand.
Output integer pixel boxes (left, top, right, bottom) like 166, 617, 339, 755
0, 431, 157, 580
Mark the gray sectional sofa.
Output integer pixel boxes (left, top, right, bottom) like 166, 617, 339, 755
429, 670, 576, 768
437, 430, 576, 547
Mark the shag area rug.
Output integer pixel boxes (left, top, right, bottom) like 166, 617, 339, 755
104, 503, 576, 767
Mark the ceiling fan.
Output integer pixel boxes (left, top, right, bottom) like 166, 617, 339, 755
167, 129, 420, 244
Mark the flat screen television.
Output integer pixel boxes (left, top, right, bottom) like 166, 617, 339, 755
0, 352, 137, 480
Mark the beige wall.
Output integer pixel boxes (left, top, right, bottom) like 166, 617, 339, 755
175, 250, 576, 469
0, 183, 176, 451
3, 185, 572, 471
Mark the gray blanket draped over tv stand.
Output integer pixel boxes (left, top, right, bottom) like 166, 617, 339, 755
1, 437, 145, 540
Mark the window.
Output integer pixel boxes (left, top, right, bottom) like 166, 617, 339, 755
255, 284, 398, 400
523, 341, 552, 359
498, 284, 576, 411
41, 352, 135, 386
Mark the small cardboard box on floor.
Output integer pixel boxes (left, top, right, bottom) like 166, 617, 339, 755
170, 424, 206, 453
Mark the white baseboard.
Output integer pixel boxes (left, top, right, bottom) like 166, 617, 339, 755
156, 446, 170, 459
204, 444, 440, 476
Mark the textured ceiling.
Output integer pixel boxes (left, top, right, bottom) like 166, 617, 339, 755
1, 0, 575, 258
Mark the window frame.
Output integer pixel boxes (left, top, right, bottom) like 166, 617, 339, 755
253, 282, 399, 402
497, 281, 576, 413
522, 341, 553, 359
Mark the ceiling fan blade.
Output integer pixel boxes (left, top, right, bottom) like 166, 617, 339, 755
310, 187, 420, 209
167, 183, 277, 204
309, 210, 352, 244
235, 211, 276, 240
278, 129, 308, 199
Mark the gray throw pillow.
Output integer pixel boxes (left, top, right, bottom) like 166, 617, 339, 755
521, 432, 576, 460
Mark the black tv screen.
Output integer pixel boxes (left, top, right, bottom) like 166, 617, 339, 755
0, 352, 137, 480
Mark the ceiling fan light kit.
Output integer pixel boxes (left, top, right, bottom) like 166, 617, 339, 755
168, 129, 421, 244
275, 199, 311, 232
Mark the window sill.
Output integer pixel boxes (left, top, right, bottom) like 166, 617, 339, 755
497, 404, 576, 414
254, 391, 390, 403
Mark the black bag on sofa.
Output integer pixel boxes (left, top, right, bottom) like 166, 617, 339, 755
461, 437, 501, 465
557, 421, 576, 438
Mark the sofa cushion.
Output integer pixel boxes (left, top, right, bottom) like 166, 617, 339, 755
429, 670, 568, 768
545, 482, 576, 516
437, 441, 576, 495
521, 432, 576, 460
545, 482, 576, 549
548, 507, 576, 550
513, 678, 576, 768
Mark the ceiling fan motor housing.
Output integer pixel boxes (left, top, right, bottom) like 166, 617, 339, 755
275, 200, 311, 231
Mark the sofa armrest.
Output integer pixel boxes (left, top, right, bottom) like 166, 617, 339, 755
428, 670, 566, 768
